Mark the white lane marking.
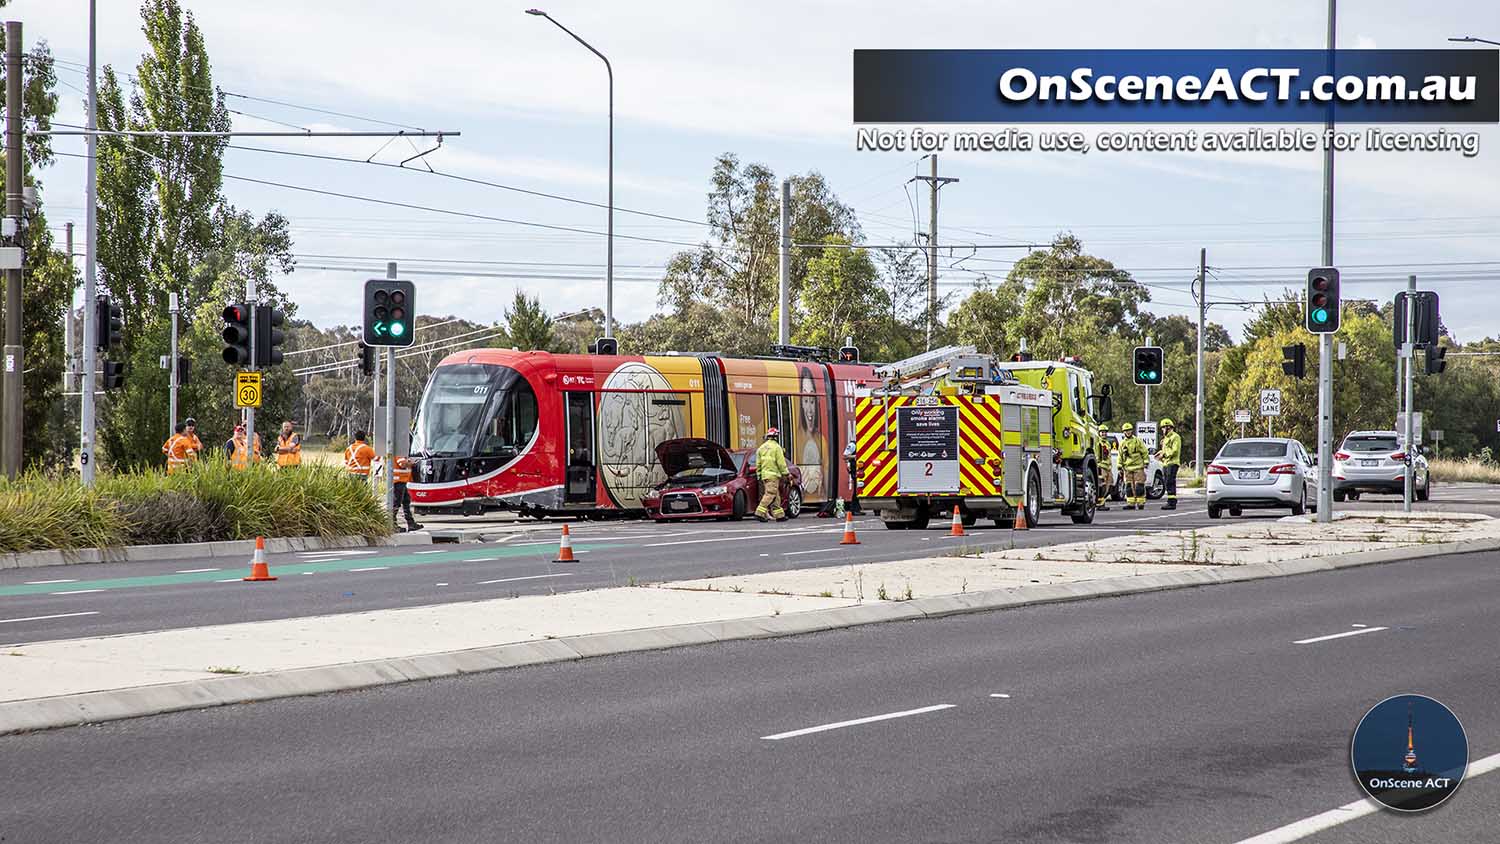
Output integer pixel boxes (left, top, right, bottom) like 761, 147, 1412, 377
303, 550, 377, 556
783, 548, 850, 556
435, 582, 449, 587
1293, 626, 1389, 645
0, 611, 100, 625
1111, 511, 1194, 524
1232, 751, 1500, 843
349, 567, 389, 573
1351, 623, 1368, 628
476, 573, 574, 585
300, 572, 315, 576
174, 568, 220, 574
989, 693, 1011, 699
215, 578, 241, 583
23, 579, 77, 585
49, 589, 104, 595
467, 557, 501, 563
759, 553, 770, 557
760, 704, 956, 741
416, 550, 445, 555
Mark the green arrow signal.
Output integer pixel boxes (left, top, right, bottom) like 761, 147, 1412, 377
372, 322, 387, 336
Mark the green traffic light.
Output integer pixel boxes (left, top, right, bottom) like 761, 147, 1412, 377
1311, 308, 1329, 324
390, 322, 405, 337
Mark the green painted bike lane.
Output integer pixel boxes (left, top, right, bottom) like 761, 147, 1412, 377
0, 543, 620, 598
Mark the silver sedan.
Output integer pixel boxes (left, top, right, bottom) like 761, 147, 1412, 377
1206, 438, 1317, 519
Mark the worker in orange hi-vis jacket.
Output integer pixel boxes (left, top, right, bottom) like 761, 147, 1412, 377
181, 417, 203, 467
163, 423, 192, 475
275, 420, 303, 468
344, 430, 377, 481
391, 454, 423, 532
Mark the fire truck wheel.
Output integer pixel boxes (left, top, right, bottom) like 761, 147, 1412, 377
1070, 466, 1097, 524
1024, 466, 1041, 528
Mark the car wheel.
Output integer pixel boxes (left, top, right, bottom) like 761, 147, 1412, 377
1025, 465, 1042, 528
1207, 504, 1222, 519
1417, 478, 1431, 502
731, 490, 747, 520
785, 487, 803, 519
1146, 471, 1165, 500
1291, 485, 1306, 516
883, 520, 908, 530
1333, 489, 1346, 503
1348, 491, 1360, 501
1229, 507, 1243, 517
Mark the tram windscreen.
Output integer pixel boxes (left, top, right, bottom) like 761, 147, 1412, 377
411, 364, 538, 458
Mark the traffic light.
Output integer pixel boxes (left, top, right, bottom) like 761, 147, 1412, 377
363, 279, 415, 346
94, 295, 123, 350
1425, 346, 1448, 375
838, 345, 860, 363
222, 303, 251, 365
358, 342, 375, 377
101, 360, 125, 391
1305, 267, 1341, 333
254, 305, 286, 366
176, 356, 190, 386
1281, 343, 1306, 379
590, 337, 618, 356
1132, 345, 1164, 386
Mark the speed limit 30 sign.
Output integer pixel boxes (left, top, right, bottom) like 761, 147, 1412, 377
235, 370, 263, 408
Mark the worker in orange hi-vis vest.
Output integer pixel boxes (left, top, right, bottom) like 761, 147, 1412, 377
344, 430, 377, 481
162, 423, 191, 475
275, 420, 303, 468
229, 425, 262, 471
181, 418, 203, 467
391, 454, 423, 532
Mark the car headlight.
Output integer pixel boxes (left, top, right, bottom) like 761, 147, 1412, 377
701, 486, 728, 496
644, 491, 660, 501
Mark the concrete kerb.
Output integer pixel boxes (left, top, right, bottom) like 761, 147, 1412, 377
0, 532, 432, 571
2, 535, 1497, 736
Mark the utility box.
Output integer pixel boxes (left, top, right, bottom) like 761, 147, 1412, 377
374, 406, 412, 456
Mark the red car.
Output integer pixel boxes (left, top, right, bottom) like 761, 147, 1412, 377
643, 438, 804, 521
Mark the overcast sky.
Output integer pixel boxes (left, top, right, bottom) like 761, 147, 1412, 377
17, 0, 1500, 343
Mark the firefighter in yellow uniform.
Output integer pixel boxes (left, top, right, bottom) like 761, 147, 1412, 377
344, 431, 377, 481
162, 423, 192, 475
1120, 426, 1149, 510
753, 428, 789, 523
275, 420, 302, 468
1156, 418, 1182, 510
1095, 424, 1112, 511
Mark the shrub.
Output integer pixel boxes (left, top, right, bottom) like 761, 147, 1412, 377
0, 462, 390, 553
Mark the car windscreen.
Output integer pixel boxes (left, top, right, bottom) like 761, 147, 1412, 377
1345, 435, 1399, 453
1217, 441, 1289, 459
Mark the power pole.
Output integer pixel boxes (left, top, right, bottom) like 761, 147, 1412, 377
910, 155, 957, 351
168, 291, 179, 437
778, 178, 790, 345
1315, 0, 1337, 523
1402, 275, 1416, 514
384, 261, 397, 525
1195, 247, 1206, 478
80, 0, 98, 485
3, 20, 24, 478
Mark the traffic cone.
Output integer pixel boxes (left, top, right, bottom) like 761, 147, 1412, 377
553, 523, 577, 562
949, 505, 966, 537
1012, 504, 1029, 531
839, 511, 860, 545
242, 536, 277, 581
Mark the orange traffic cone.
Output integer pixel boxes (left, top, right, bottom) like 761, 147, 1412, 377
553, 523, 577, 562
242, 536, 277, 581
839, 511, 860, 545
1012, 504, 1029, 531
949, 505, 966, 537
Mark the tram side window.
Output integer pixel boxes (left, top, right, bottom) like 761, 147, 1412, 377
476, 380, 539, 457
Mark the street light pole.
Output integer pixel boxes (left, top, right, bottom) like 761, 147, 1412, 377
527, 9, 613, 339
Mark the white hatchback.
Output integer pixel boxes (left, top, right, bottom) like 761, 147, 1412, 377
1206, 438, 1317, 519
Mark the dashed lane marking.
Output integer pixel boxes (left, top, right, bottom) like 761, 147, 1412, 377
1293, 626, 1389, 645
49, 589, 104, 595
23, 579, 77, 585
348, 567, 389, 573
476, 573, 575, 585
761, 704, 956, 741
0, 611, 100, 624
174, 568, 220, 574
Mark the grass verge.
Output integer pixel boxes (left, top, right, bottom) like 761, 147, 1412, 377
1427, 457, 1500, 484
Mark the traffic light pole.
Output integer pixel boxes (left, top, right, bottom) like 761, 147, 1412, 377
3, 21, 25, 479
1314, 0, 1337, 524
1142, 334, 1152, 428
168, 292, 179, 437
80, 0, 99, 487
1402, 276, 1416, 514
384, 261, 397, 524
245, 277, 255, 455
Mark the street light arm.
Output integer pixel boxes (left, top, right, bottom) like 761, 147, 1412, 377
534, 12, 613, 81
1448, 35, 1500, 46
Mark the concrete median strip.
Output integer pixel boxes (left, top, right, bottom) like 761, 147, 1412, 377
1, 510, 1497, 735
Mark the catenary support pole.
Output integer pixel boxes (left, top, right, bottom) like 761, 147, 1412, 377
1195, 247, 1206, 478
3, 20, 24, 478
168, 292, 179, 437
927, 154, 937, 350
1315, 0, 1337, 523
1403, 275, 1415, 513
63, 222, 74, 391
778, 179, 789, 346
385, 261, 397, 523
80, 1, 99, 486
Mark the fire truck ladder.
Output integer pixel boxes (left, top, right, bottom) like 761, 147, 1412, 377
874, 345, 976, 392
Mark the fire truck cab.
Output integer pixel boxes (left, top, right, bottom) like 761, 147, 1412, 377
853, 347, 1113, 529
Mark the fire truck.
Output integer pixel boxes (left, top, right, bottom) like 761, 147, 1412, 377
853, 346, 1115, 529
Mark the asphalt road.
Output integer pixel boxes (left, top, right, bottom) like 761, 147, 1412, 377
3, 548, 1495, 844
0, 482, 1490, 643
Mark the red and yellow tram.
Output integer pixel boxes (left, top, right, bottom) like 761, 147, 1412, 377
407, 349, 877, 516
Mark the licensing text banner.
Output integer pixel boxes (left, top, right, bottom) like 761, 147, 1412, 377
852, 50, 1499, 123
